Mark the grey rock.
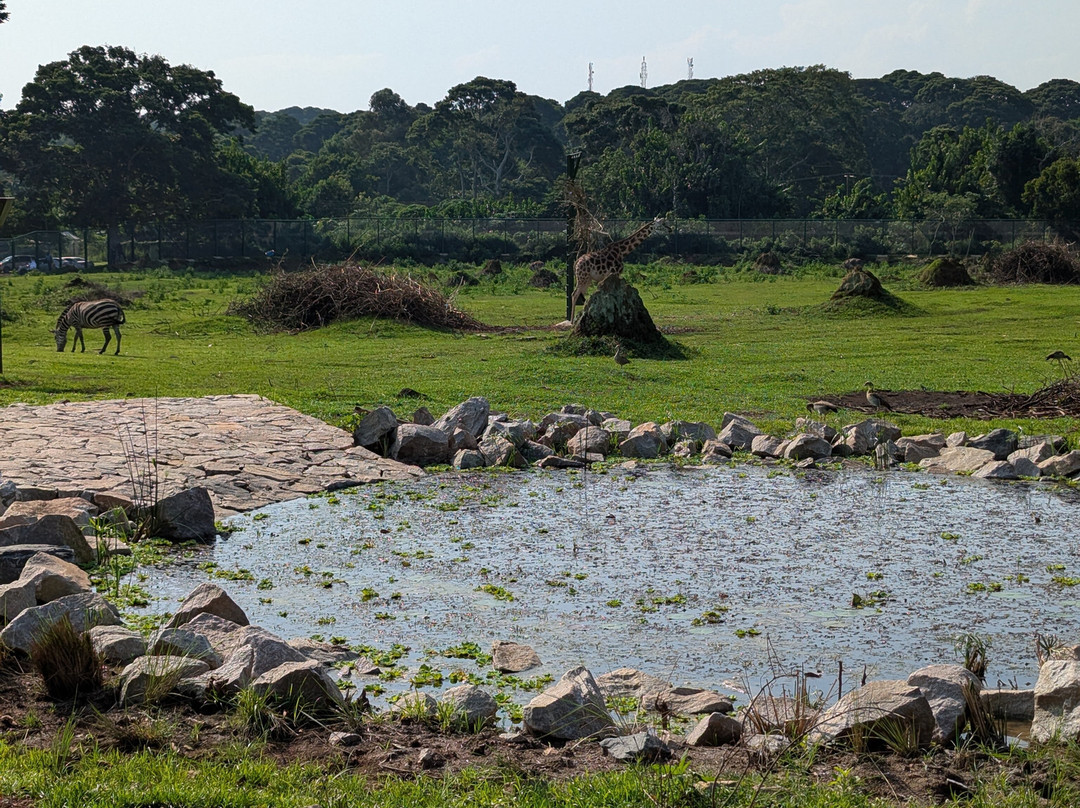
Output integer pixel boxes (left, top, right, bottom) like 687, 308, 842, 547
686, 712, 743, 746
652, 686, 734, 716
148, 627, 223, 667
0, 591, 120, 654
352, 406, 399, 453
751, 435, 787, 459
181, 611, 248, 655
485, 419, 534, 447
119, 655, 210, 705
329, 731, 363, 747
596, 667, 672, 705
1033, 653, 1080, 742
794, 417, 837, 443
716, 413, 762, 451
0, 544, 76, 585
433, 397, 490, 438
618, 422, 668, 459
972, 460, 1019, 480
980, 688, 1034, 722
0, 515, 94, 566
1039, 450, 1080, 478
89, 625, 147, 666
391, 690, 437, 719
287, 636, 358, 665
700, 440, 733, 461
411, 406, 435, 426
448, 426, 479, 453
492, 640, 541, 673
808, 680, 935, 749
946, 431, 968, 447
152, 487, 216, 541
600, 731, 671, 762
0, 497, 98, 530
391, 423, 452, 467
479, 433, 526, 468
164, 582, 249, 629
18, 551, 92, 602
919, 446, 996, 474
0, 581, 35, 625
601, 418, 632, 442
840, 419, 901, 456
1009, 442, 1055, 464
895, 433, 946, 463
968, 428, 1019, 460
251, 658, 345, 707
1010, 457, 1042, 478
567, 426, 613, 457
907, 663, 982, 744
744, 695, 817, 735
672, 439, 700, 458
536, 455, 585, 469
440, 684, 499, 727
660, 420, 717, 446
783, 434, 833, 461
519, 441, 554, 463
453, 449, 487, 470
523, 666, 616, 740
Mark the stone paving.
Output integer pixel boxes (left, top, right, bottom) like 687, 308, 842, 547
0, 395, 423, 517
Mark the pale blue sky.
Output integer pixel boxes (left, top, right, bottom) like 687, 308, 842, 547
2, 0, 1077, 112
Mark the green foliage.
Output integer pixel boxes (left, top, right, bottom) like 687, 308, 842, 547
29, 616, 104, 700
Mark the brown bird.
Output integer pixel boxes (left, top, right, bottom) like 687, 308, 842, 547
806, 401, 840, 417
1047, 350, 1073, 378
613, 343, 629, 366
864, 381, 892, 411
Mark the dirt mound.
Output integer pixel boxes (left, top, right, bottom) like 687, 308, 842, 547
831, 380, 1080, 418
529, 268, 560, 288
754, 251, 784, 274
229, 263, 486, 332
988, 242, 1079, 284
918, 257, 974, 287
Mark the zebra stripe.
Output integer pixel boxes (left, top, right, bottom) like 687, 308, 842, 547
54, 299, 126, 355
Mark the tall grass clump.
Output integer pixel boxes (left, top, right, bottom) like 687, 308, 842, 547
29, 616, 104, 700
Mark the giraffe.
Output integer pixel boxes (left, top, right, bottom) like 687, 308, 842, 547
569, 217, 661, 323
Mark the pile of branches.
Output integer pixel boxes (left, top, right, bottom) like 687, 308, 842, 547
987, 241, 1079, 284
1002, 378, 1080, 418
229, 263, 487, 332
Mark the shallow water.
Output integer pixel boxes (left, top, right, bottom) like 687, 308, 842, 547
140, 463, 1080, 703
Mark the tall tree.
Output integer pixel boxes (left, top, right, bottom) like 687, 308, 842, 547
1, 45, 254, 227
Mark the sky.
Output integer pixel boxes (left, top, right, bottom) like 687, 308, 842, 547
2, 0, 1079, 114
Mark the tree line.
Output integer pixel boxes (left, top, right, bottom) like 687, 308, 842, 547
2, 37, 1080, 235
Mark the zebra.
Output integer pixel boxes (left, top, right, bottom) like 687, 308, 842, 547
54, 299, 126, 355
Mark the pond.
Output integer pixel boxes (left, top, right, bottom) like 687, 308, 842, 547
139, 462, 1080, 705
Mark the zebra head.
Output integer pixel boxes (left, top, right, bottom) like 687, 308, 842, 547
53, 327, 68, 352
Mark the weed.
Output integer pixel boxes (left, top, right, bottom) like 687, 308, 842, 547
29, 615, 104, 700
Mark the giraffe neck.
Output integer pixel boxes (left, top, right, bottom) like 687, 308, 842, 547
611, 218, 658, 258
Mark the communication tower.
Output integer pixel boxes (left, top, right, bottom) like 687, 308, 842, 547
588, 62, 594, 92
687, 58, 694, 80
640, 56, 648, 88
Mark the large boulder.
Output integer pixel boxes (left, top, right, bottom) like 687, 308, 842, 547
1032, 648, 1080, 742
391, 424, 451, 467
660, 421, 717, 446
492, 640, 541, 673
478, 433, 526, 468
0, 591, 121, 654
440, 684, 499, 728
148, 627, 223, 668
119, 655, 210, 705
651, 686, 734, 716
152, 487, 216, 541
686, 712, 743, 747
18, 551, 92, 603
907, 664, 981, 744
809, 680, 935, 750
163, 582, 249, 629
432, 397, 490, 439
968, 428, 1019, 461
1039, 451, 1080, 478
567, 426, 613, 457
0, 580, 35, 625
573, 274, 667, 345
251, 658, 344, 708
89, 625, 147, 666
352, 406, 399, 453
716, 414, 762, 451
0, 497, 98, 530
0, 515, 94, 566
895, 433, 946, 463
522, 667, 616, 741
783, 434, 832, 461
596, 668, 671, 706
618, 422, 668, 459
0, 545, 77, 586
919, 447, 996, 474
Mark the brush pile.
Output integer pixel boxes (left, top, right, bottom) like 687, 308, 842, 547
988, 242, 1079, 284
1004, 378, 1080, 418
229, 263, 487, 332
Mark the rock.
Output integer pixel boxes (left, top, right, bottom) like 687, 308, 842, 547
432, 397, 490, 439
448, 426, 479, 453
751, 435, 787, 459
618, 422, 668, 459
18, 552, 92, 602
0, 581, 35, 625
1009, 442, 1055, 464
907, 664, 982, 744
152, 487, 216, 541
119, 655, 210, 705
453, 449, 486, 470
411, 406, 435, 426
89, 625, 147, 666
1032, 652, 1080, 742
479, 433, 526, 468
686, 712, 743, 746
485, 420, 534, 447
895, 433, 946, 463
652, 686, 734, 716
148, 627, 223, 667
744, 732, 791, 758
352, 406, 399, 453
287, 637, 358, 665
391, 423, 451, 467
672, 439, 700, 458
163, 582, 249, 629
181, 612, 249, 655
839, 419, 901, 456
601, 418, 632, 442
744, 696, 817, 735
972, 460, 1019, 480
523, 666, 615, 740
251, 658, 344, 708
573, 275, 667, 345
1020, 434, 1067, 452
519, 441, 554, 464
1010, 457, 1042, 478
660, 421, 717, 446
440, 684, 499, 728
809, 680, 935, 750
0, 515, 94, 566
567, 426, 613, 457
596, 668, 672, 705
1038, 450, 1080, 478
536, 456, 585, 469
919, 446, 996, 474
0, 545, 77, 585
0, 497, 98, 530
600, 731, 671, 762
980, 688, 1034, 722
329, 731, 363, 747
968, 428, 1019, 460
492, 640, 541, 673
946, 431, 968, 447
700, 440, 733, 462
783, 434, 832, 461
0, 591, 121, 654
391, 690, 437, 719
716, 414, 762, 451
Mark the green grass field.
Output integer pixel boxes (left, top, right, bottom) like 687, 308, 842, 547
1, 262, 1077, 443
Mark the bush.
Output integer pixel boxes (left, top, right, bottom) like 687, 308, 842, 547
988, 242, 1080, 284
29, 616, 104, 700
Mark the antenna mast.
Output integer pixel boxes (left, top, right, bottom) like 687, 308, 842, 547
639, 56, 648, 88
687, 57, 694, 79
587, 62, 594, 92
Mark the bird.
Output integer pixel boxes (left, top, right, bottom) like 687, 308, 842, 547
864, 381, 892, 411
613, 343, 629, 366
1046, 350, 1073, 378
806, 401, 840, 418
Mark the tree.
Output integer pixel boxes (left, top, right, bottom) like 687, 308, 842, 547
1024, 158, 1080, 224
0, 2, 8, 23
1, 45, 255, 227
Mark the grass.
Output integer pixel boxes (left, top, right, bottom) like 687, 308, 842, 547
0, 262, 1077, 441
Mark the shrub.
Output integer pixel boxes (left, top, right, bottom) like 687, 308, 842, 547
29, 616, 104, 700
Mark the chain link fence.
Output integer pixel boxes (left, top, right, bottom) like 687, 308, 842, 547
0, 218, 1066, 271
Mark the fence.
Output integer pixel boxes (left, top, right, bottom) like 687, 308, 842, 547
0, 218, 1067, 270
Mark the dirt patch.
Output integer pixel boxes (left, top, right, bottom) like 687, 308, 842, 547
830, 380, 1080, 419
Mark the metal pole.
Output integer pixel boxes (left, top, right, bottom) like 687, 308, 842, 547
565, 151, 582, 322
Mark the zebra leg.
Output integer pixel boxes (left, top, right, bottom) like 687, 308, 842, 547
113, 325, 121, 356
99, 327, 111, 354
73, 326, 84, 352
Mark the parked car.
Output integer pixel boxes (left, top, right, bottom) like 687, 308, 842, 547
0, 255, 37, 274
60, 256, 94, 271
